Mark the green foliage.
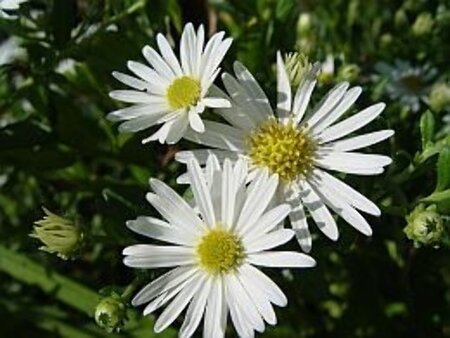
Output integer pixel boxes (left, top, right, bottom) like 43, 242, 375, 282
1, 0, 450, 337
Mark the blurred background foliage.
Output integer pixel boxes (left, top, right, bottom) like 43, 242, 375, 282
0, 0, 450, 337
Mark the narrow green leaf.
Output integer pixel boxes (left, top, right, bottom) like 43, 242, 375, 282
436, 145, 450, 192
422, 189, 450, 203
420, 110, 435, 149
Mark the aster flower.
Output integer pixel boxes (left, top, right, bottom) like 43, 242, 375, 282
123, 157, 316, 337
0, 0, 26, 18
176, 52, 393, 252
375, 60, 437, 112
108, 23, 232, 144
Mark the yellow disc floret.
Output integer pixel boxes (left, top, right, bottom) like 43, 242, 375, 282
196, 228, 245, 275
247, 118, 316, 183
166, 76, 201, 109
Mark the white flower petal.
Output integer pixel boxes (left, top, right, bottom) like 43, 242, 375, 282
285, 184, 312, 252
188, 110, 205, 133
318, 102, 386, 143
316, 152, 392, 174
237, 268, 277, 325
109, 90, 163, 104
323, 129, 394, 152
127, 60, 168, 92
184, 120, 245, 151
143, 271, 197, 315
222, 72, 268, 126
292, 63, 320, 124
154, 272, 206, 333
276, 51, 292, 124
204, 278, 227, 338
117, 114, 163, 133
239, 264, 287, 307
226, 277, 255, 338
131, 266, 195, 306
304, 82, 349, 129
309, 179, 373, 236
233, 61, 274, 120
165, 115, 189, 144
227, 273, 265, 333
221, 159, 236, 226
247, 251, 316, 268
313, 169, 381, 216
236, 170, 279, 234
107, 103, 169, 122
156, 33, 183, 76
123, 245, 195, 268
112, 71, 149, 91
299, 180, 339, 241
149, 178, 205, 230
243, 204, 291, 241
126, 216, 196, 246
143, 45, 176, 81
187, 158, 216, 226
201, 34, 232, 86
175, 149, 238, 165
310, 86, 362, 134
145, 192, 201, 236
203, 97, 231, 108
179, 277, 212, 338
244, 229, 294, 253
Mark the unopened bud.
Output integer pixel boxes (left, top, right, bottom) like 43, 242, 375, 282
31, 208, 83, 259
428, 82, 450, 112
404, 205, 444, 247
284, 52, 312, 88
412, 12, 434, 36
95, 295, 127, 332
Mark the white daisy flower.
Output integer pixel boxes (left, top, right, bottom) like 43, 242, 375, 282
176, 52, 394, 252
108, 23, 232, 144
123, 156, 316, 337
0, 0, 26, 18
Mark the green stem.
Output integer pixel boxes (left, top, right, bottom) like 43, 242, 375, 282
0, 245, 100, 316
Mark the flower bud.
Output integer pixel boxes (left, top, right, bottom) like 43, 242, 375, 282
31, 208, 83, 259
428, 82, 450, 112
297, 13, 312, 35
337, 64, 361, 82
412, 12, 434, 36
404, 205, 445, 247
95, 295, 127, 332
318, 55, 334, 85
284, 52, 312, 88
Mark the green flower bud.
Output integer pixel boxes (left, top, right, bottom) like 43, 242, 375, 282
395, 9, 408, 28
318, 55, 334, 85
284, 52, 312, 88
428, 82, 450, 112
31, 207, 83, 260
404, 205, 445, 247
337, 64, 361, 82
297, 13, 312, 35
379, 34, 393, 49
412, 12, 434, 36
95, 295, 127, 332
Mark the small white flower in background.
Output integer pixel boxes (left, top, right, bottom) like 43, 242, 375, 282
0, 0, 26, 18
123, 157, 316, 337
176, 52, 394, 252
108, 23, 232, 144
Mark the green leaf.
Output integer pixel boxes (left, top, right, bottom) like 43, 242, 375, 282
0, 119, 51, 150
436, 144, 450, 192
422, 189, 450, 203
420, 110, 435, 149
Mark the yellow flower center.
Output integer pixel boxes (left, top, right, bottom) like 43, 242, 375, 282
166, 76, 201, 109
196, 228, 245, 275
247, 118, 316, 183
